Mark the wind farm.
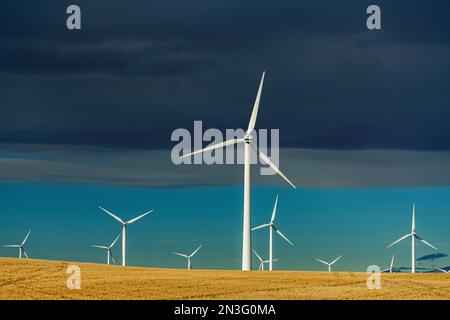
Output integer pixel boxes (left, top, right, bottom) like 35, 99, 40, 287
1, 73, 449, 300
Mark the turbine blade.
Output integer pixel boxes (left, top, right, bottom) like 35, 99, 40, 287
251, 143, 296, 189
272, 259, 280, 262
247, 71, 265, 134
330, 255, 343, 265
109, 234, 121, 248
251, 223, 270, 231
258, 263, 262, 271
387, 233, 410, 248
21, 230, 31, 246
180, 138, 244, 158
173, 252, 189, 258
252, 249, 263, 262
99, 206, 124, 224
92, 245, 108, 249
270, 194, 279, 223
390, 254, 395, 269
381, 268, 389, 273
435, 267, 447, 273
111, 252, 116, 265
2, 245, 20, 248
315, 258, 329, 266
23, 250, 29, 259
273, 226, 294, 246
414, 234, 438, 250
127, 210, 153, 224
412, 203, 415, 232
189, 245, 202, 258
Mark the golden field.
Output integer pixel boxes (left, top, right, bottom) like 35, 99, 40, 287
0, 257, 449, 300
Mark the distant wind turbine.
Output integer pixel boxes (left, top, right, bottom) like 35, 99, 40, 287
173, 245, 202, 270
434, 267, 450, 273
387, 203, 437, 273
252, 194, 293, 271
99, 206, 153, 266
381, 254, 395, 273
252, 250, 279, 271
181, 72, 296, 271
2, 230, 31, 259
91, 234, 121, 265
315, 255, 343, 272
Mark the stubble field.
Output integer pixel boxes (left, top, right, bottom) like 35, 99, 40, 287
0, 258, 449, 299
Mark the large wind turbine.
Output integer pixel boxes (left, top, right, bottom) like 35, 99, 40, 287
252, 250, 279, 271
387, 203, 437, 273
181, 72, 296, 271
252, 194, 293, 271
315, 255, 343, 272
381, 254, 395, 273
91, 234, 121, 265
173, 245, 202, 270
2, 230, 31, 259
99, 206, 153, 266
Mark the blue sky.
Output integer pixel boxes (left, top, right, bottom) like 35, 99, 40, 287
1, 182, 449, 272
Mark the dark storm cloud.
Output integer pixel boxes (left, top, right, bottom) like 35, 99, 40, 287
1, 0, 450, 150
417, 253, 448, 262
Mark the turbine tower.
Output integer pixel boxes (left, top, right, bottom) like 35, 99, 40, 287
91, 234, 121, 265
181, 72, 296, 271
387, 203, 437, 273
173, 245, 202, 270
381, 254, 395, 273
315, 255, 343, 272
2, 230, 31, 259
99, 206, 153, 266
252, 194, 293, 270
252, 250, 279, 271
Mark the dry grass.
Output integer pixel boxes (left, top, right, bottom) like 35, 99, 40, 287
0, 258, 449, 300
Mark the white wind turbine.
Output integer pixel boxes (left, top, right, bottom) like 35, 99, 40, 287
99, 206, 153, 266
381, 254, 395, 273
252, 250, 279, 271
181, 72, 296, 271
252, 194, 293, 271
91, 234, 121, 265
434, 267, 450, 273
173, 245, 202, 270
2, 230, 31, 259
387, 203, 437, 273
315, 255, 343, 272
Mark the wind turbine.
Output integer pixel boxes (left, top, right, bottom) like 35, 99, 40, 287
99, 206, 153, 266
91, 234, 121, 265
434, 267, 450, 273
381, 254, 395, 273
2, 230, 31, 259
315, 255, 343, 272
387, 203, 437, 273
252, 250, 279, 271
252, 194, 293, 271
173, 245, 202, 270
181, 72, 296, 271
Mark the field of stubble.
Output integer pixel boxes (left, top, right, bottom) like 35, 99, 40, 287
0, 258, 449, 300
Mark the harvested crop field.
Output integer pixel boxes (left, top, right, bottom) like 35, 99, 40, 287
0, 258, 449, 300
